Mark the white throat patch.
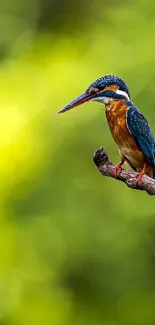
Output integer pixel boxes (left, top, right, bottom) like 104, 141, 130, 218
90, 97, 112, 104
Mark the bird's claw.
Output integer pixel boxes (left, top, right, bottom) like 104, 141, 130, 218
136, 172, 144, 184
113, 164, 123, 177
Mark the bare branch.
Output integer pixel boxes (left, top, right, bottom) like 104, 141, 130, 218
93, 147, 155, 196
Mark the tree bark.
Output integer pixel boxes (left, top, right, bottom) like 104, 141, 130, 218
93, 147, 155, 196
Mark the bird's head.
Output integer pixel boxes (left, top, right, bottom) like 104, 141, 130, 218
57, 75, 131, 114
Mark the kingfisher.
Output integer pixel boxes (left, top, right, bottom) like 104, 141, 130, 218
57, 75, 155, 183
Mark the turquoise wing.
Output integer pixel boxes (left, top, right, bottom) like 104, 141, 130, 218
126, 105, 155, 168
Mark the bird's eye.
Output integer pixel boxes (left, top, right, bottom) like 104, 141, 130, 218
88, 87, 99, 94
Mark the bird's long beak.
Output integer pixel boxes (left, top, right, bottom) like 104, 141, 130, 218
57, 91, 94, 114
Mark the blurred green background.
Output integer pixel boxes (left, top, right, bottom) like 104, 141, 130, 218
1, 0, 155, 324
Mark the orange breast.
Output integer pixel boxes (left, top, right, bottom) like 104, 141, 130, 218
105, 100, 145, 170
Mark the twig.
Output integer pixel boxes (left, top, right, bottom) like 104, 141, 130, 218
93, 147, 155, 196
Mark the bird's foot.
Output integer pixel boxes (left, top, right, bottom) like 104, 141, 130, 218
136, 170, 145, 184
113, 162, 124, 177
136, 163, 148, 184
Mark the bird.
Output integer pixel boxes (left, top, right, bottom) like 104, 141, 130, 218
57, 75, 155, 183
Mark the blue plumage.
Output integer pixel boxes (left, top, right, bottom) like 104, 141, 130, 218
59, 74, 155, 181
126, 104, 155, 170
87, 75, 131, 98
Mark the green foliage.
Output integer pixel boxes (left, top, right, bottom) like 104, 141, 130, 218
0, 0, 155, 324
